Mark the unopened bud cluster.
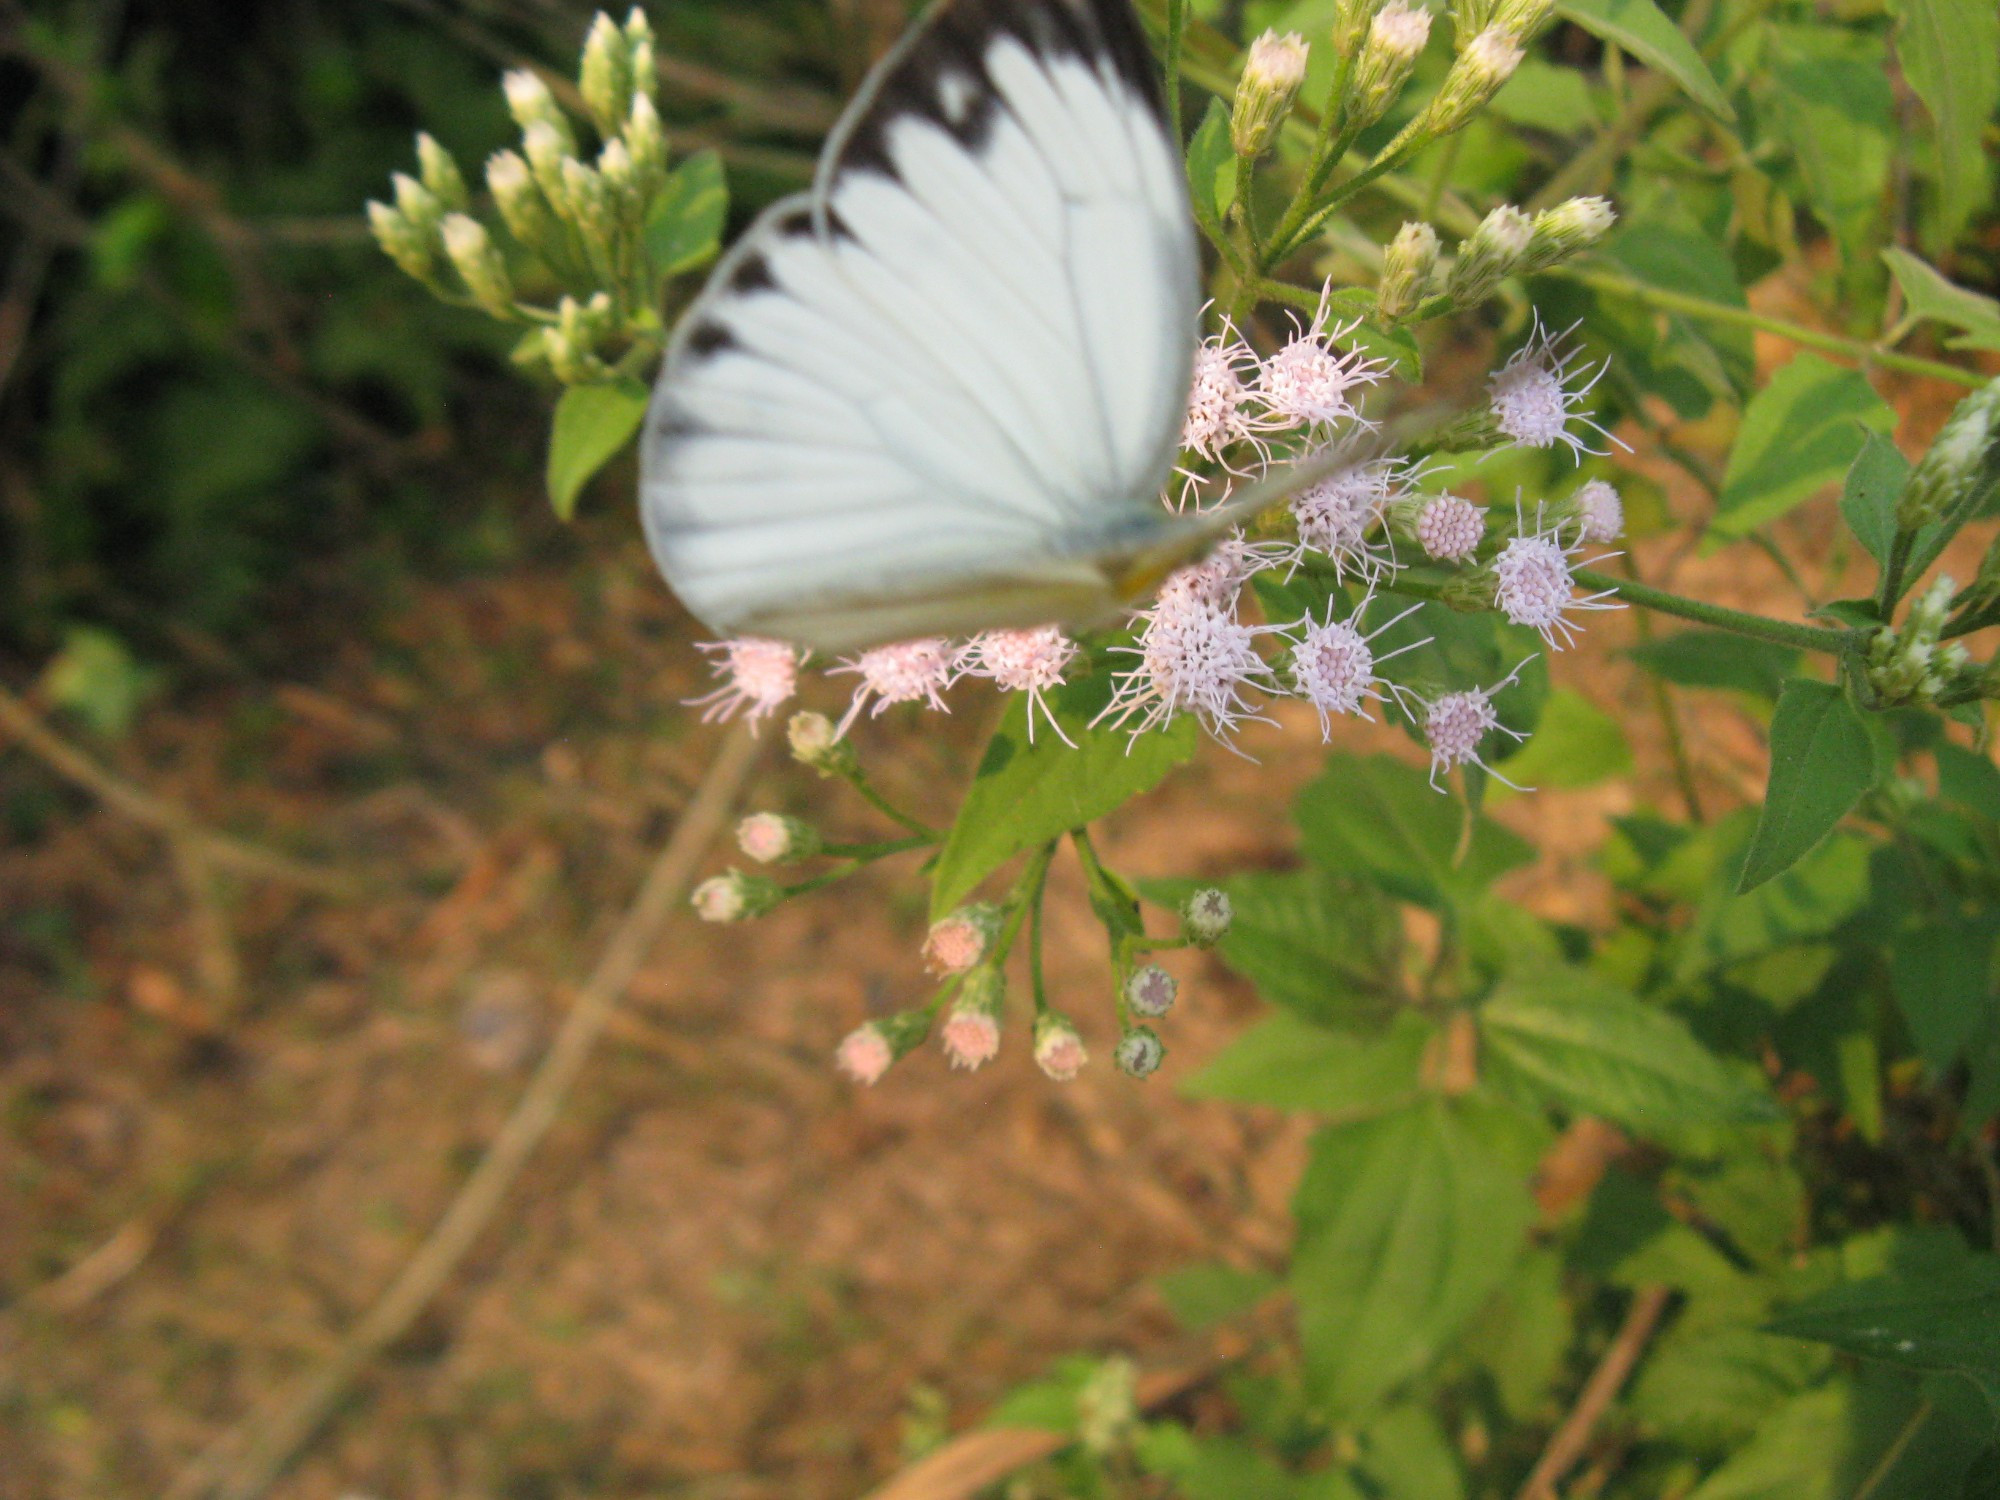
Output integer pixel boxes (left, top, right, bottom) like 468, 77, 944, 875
1232, 31, 1310, 159
1866, 575, 1972, 706
368, 8, 681, 383
1435, 198, 1614, 309
1896, 377, 2000, 534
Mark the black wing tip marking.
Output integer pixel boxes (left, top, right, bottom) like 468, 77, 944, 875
837, 0, 1168, 186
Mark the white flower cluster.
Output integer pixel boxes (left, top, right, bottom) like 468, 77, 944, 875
689, 289, 1626, 791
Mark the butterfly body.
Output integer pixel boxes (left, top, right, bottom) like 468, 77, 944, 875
640, 0, 1207, 654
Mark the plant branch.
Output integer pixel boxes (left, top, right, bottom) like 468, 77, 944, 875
1570, 568, 1852, 653
169, 722, 765, 1500
1850, 1398, 1932, 1500
1514, 1284, 1671, 1500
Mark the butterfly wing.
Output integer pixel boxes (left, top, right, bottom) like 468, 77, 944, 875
639, 0, 1200, 653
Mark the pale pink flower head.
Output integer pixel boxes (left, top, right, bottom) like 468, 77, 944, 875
1415, 494, 1485, 561
1488, 316, 1620, 459
1034, 1014, 1088, 1081
1288, 596, 1426, 735
691, 869, 779, 923
1290, 452, 1402, 580
1490, 500, 1620, 650
832, 637, 957, 735
1180, 318, 1277, 486
1420, 665, 1529, 790
835, 1024, 894, 1086
1124, 964, 1178, 1018
1097, 586, 1284, 746
1573, 478, 1624, 544
1256, 283, 1387, 430
1114, 1026, 1165, 1079
687, 638, 798, 728
923, 903, 1000, 975
736, 812, 795, 863
1156, 531, 1288, 614
941, 1007, 1000, 1070
960, 627, 1078, 745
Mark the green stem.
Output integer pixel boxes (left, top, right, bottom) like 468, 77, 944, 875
1571, 567, 1852, 653
1879, 529, 1916, 614
1164, 0, 1187, 143
1565, 269, 1985, 388
820, 833, 936, 861
1850, 1399, 1932, 1500
1622, 555, 1706, 823
836, 764, 936, 838
991, 841, 1059, 966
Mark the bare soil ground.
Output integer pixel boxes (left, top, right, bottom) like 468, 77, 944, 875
0, 311, 1987, 1499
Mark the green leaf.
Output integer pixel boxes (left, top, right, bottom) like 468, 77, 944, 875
1492, 688, 1632, 792
1887, 0, 2000, 246
1684, 1384, 1855, 1500
1354, 1405, 1464, 1500
1134, 1427, 1306, 1500
1768, 1244, 2000, 1413
1631, 1326, 1830, 1452
545, 379, 649, 521
1627, 630, 1800, 699
1480, 967, 1780, 1133
1182, 1011, 1429, 1112
1489, 60, 1597, 132
1737, 681, 1878, 893
981, 1354, 1100, 1431
1294, 753, 1534, 910
1840, 429, 1917, 565
1937, 742, 2000, 819
1766, 29, 1896, 261
1882, 247, 2000, 354
1148, 867, 1402, 1024
1556, 0, 1734, 121
1603, 221, 1754, 400
39, 626, 160, 739
1710, 353, 1895, 543
1292, 1098, 1541, 1415
1185, 97, 1238, 232
1889, 917, 1999, 1073
929, 666, 1195, 917
1459, 1249, 1574, 1419
644, 150, 727, 278
1154, 1263, 1281, 1332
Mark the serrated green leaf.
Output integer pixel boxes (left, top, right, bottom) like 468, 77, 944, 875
1186, 96, 1237, 231
1556, 0, 1734, 121
929, 665, 1195, 917
1460, 1249, 1574, 1419
1154, 1263, 1281, 1332
1294, 753, 1534, 910
1889, 917, 2000, 1073
1492, 688, 1632, 792
1627, 630, 1800, 699
1631, 1326, 1830, 1453
1481, 967, 1780, 1133
1711, 354, 1895, 543
545, 379, 648, 521
1887, 0, 2000, 246
1840, 429, 1917, 565
1292, 1098, 1541, 1416
645, 150, 727, 278
1766, 28, 1896, 261
1738, 681, 1878, 892
1882, 248, 2000, 354
1182, 1010, 1429, 1112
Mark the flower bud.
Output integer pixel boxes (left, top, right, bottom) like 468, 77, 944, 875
690, 869, 782, 923
1181, 887, 1233, 946
941, 967, 1005, 1071
390, 172, 443, 239
922, 903, 1003, 975
1570, 478, 1624, 544
440, 213, 515, 317
1897, 377, 2000, 533
1231, 31, 1309, 160
1123, 964, 1178, 1019
415, 132, 469, 212
787, 710, 857, 774
1493, 0, 1557, 39
523, 121, 574, 217
366, 200, 436, 282
736, 812, 821, 864
1376, 220, 1440, 321
624, 7, 659, 102
625, 94, 668, 198
598, 137, 638, 217
1404, 492, 1486, 561
486, 150, 555, 253
579, 12, 634, 138
1521, 196, 1616, 273
1114, 1026, 1165, 1079
548, 294, 611, 383
1446, 203, 1534, 305
1346, 0, 1431, 129
1033, 1012, 1088, 1081
561, 157, 617, 246
1426, 26, 1523, 135
1331, 0, 1378, 62
835, 1008, 932, 1085
504, 69, 574, 153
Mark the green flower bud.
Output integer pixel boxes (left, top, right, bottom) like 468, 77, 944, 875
1331, 0, 1378, 63
625, 94, 668, 200
486, 150, 557, 255
390, 172, 443, 239
561, 157, 615, 244
1346, 0, 1432, 129
1896, 376, 2000, 533
1114, 1026, 1165, 1079
1231, 30, 1309, 160
439, 213, 515, 317
836, 1009, 934, 1084
598, 137, 638, 216
579, 12, 633, 138
1377, 220, 1440, 321
690, 869, 782, 922
1521, 196, 1616, 272
736, 811, 821, 864
786, 710, 854, 773
1446, 202, 1533, 305
1492, 0, 1557, 39
415, 132, 469, 212
548, 294, 612, 383
523, 121, 574, 219
1426, 25, 1522, 135
503, 69, 573, 154
366, 199, 436, 282
624, 6, 659, 103
1181, 887, 1233, 946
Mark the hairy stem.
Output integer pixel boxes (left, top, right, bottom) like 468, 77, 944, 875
1570, 567, 1853, 653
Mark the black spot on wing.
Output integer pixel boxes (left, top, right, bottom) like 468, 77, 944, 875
727, 252, 775, 294
833, 0, 1169, 186
684, 321, 737, 358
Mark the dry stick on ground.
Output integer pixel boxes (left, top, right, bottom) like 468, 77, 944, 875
0, 682, 357, 897
1514, 1284, 1673, 1500
168, 721, 764, 1500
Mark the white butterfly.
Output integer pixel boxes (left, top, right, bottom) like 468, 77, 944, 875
640, 0, 1265, 654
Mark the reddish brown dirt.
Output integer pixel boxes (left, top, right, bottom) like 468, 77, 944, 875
1, 304, 1992, 1499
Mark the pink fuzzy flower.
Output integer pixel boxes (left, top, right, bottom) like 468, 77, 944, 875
1034, 1015, 1088, 1081
941, 1008, 1000, 1071
1415, 494, 1485, 561
1420, 665, 1529, 790
1098, 580, 1284, 745
1256, 283, 1386, 430
1290, 452, 1405, 581
832, 637, 957, 735
1488, 316, 1621, 459
1490, 501, 1620, 650
1573, 478, 1624, 544
835, 1024, 893, 1085
960, 627, 1077, 745
1288, 597, 1425, 735
687, 638, 798, 728
923, 905, 998, 975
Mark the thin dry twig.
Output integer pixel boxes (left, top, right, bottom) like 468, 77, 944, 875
0, 680, 358, 896
1514, 1284, 1673, 1500
168, 721, 764, 1500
